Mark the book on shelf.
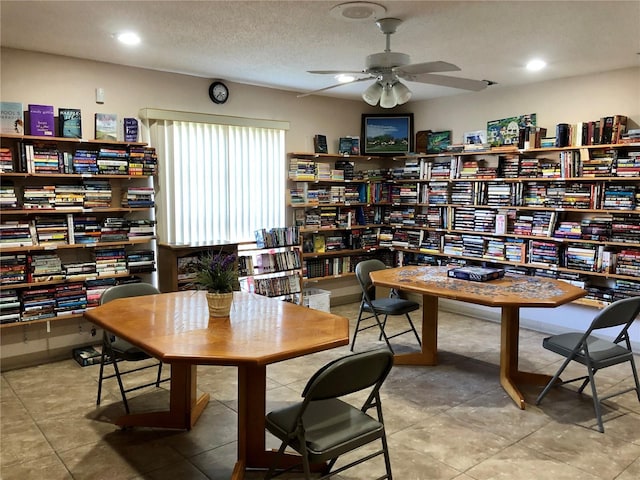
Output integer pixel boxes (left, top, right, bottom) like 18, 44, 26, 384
123, 117, 139, 142
314, 134, 328, 154
338, 137, 353, 155
447, 266, 505, 282
58, 107, 82, 138
0, 101, 24, 134
94, 113, 118, 141
28, 104, 55, 136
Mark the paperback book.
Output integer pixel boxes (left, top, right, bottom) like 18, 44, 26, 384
95, 113, 118, 141
28, 104, 55, 136
123, 117, 139, 142
0, 101, 24, 134
58, 108, 82, 138
447, 266, 505, 282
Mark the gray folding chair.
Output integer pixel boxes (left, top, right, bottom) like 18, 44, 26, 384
351, 259, 421, 353
96, 282, 169, 413
264, 348, 394, 479
536, 296, 640, 432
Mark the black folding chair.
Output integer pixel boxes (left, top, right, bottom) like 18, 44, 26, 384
536, 296, 640, 432
264, 348, 394, 479
96, 283, 169, 413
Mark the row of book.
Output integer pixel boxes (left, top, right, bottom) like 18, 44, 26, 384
2, 183, 154, 210
0, 276, 145, 325
254, 226, 299, 248
0, 102, 140, 142
0, 216, 155, 248
0, 249, 156, 286
238, 250, 301, 277
0, 142, 157, 175
303, 250, 394, 280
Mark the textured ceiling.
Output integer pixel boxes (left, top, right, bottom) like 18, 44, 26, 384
1, 0, 639, 102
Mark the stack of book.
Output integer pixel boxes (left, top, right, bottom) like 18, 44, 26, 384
126, 250, 156, 273
0, 221, 33, 247
0, 147, 14, 172
97, 147, 129, 175
100, 217, 129, 242
35, 216, 69, 245
94, 246, 127, 275
83, 180, 112, 208
23, 185, 55, 209
54, 184, 85, 209
73, 216, 102, 244
54, 283, 88, 316
0, 184, 18, 209
0, 254, 27, 284
122, 186, 154, 208
127, 219, 156, 240
28, 253, 64, 282
63, 261, 97, 279
72, 149, 99, 174
21, 287, 57, 322
0, 289, 21, 324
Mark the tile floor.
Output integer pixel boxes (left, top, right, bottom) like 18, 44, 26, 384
2, 303, 640, 480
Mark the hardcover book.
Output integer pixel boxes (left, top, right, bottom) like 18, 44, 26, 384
123, 117, 139, 142
28, 104, 55, 136
58, 108, 82, 138
95, 113, 118, 141
0, 102, 24, 134
447, 266, 505, 282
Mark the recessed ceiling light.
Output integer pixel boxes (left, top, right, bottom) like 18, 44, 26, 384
526, 59, 546, 71
336, 74, 356, 83
117, 32, 141, 46
329, 2, 387, 22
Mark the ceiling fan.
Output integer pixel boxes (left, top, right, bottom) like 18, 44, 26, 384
299, 17, 491, 108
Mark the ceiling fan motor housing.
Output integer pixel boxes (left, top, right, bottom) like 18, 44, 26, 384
366, 51, 410, 70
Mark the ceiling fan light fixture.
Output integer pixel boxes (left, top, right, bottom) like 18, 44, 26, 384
379, 84, 397, 108
362, 81, 383, 105
392, 81, 412, 104
336, 74, 356, 83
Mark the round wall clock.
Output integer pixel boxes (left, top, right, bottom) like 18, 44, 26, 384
209, 81, 229, 104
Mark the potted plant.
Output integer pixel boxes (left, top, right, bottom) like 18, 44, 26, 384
194, 250, 240, 317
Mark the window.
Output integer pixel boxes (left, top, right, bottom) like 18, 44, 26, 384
142, 110, 288, 244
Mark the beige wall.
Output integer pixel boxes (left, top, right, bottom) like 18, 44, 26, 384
2, 47, 639, 368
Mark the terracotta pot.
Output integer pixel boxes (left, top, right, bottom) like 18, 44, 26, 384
206, 292, 234, 317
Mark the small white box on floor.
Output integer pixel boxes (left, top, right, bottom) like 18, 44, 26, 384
303, 288, 331, 312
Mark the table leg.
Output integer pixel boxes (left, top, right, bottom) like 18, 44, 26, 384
499, 306, 553, 410
114, 363, 209, 430
393, 294, 438, 366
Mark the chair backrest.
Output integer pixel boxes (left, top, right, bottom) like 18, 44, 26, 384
301, 348, 393, 402
588, 296, 640, 338
100, 282, 160, 305
355, 259, 387, 301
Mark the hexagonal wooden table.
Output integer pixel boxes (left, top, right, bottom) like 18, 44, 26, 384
85, 291, 349, 479
369, 265, 586, 409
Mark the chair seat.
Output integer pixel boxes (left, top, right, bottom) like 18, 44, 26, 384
364, 297, 420, 316
110, 338, 152, 361
543, 333, 633, 368
266, 398, 384, 462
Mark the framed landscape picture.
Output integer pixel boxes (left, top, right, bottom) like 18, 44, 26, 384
427, 130, 452, 153
361, 113, 414, 156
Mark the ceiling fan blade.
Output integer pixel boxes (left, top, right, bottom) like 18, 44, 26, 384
297, 77, 373, 98
394, 61, 461, 76
404, 73, 489, 91
308, 70, 365, 75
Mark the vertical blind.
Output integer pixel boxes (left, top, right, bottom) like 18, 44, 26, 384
149, 118, 286, 244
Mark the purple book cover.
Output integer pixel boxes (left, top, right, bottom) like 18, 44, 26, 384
123, 117, 139, 142
28, 104, 55, 136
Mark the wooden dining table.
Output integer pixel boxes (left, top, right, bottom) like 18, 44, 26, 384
84, 290, 349, 479
369, 265, 586, 409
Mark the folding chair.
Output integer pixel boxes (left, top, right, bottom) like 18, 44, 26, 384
264, 348, 394, 479
351, 259, 421, 353
96, 282, 169, 413
536, 296, 640, 432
